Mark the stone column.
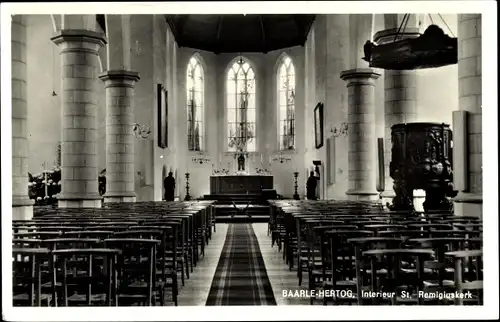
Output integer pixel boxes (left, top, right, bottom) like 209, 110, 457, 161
453, 14, 482, 217
374, 14, 421, 205
341, 68, 381, 201
382, 68, 418, 194
12, 15, 34, 220
99, 70, 140, 202
51, 30, 107, 208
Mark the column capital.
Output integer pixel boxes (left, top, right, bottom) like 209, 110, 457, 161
340, 68, 381, 85
99, 69, 140, 88
51, 29, 107, 52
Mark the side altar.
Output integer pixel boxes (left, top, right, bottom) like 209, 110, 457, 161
210, 175, 273, 194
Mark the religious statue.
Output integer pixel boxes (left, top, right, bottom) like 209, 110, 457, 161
237, 153, 245, 171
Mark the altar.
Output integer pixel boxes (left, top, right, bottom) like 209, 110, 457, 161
210, 175, 273, 194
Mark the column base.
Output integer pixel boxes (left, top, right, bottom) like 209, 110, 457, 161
380, 191, 395, 209
452, 192, 483, 219
104, 196, 136, 203
103, 192, 136, 203
346, 190, 381, 201
12, 196, 35, 220
58, 193, 102, 208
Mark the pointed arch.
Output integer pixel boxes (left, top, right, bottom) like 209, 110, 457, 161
277, 53, 296, 150
226, 56, 257, 152
186, 53, 205, 151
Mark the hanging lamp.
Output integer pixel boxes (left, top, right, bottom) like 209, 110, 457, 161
51, 44, 58, 96
363, 14, 457, 70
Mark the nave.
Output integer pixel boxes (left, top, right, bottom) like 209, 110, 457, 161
12, 200, 483, 307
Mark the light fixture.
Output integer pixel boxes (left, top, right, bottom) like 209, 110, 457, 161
51, 45, 57, 96
132, 123, 151, 139
331, 122, 348, 137
272, 151, 292, 164
192, 153, 210, 164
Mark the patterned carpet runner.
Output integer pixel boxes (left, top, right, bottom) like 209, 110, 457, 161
206, 224, 276, 305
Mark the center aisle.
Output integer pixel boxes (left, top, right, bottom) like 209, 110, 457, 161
205, 224, 277, 305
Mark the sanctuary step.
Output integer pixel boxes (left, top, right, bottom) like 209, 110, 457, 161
212, 205, 270, 223
203, 193, 263, 205
215, 215, 269, 223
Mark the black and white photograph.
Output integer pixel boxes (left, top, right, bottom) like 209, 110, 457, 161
1, 1, 498, 321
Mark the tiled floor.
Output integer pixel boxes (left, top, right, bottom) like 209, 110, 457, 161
253, 223, 310, 305
176, 224, 229, 306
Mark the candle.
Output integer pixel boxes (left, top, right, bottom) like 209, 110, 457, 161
260, 153, 263, 163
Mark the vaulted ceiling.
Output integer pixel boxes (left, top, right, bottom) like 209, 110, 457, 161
165, 14, 316, 54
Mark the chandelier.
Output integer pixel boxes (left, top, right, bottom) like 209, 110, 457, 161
331, 122, 348, 137
192, 153, 210, 164
272, 151, 292, 164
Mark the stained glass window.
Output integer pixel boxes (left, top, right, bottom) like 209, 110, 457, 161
227, 57, 256, 152
186, 56, 204, 151
278, 56, 295, 150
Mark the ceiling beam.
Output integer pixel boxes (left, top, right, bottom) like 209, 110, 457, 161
292, 15, 305, 37
215, 16, 224, 53
177, 15, 190, 37
258, 16, 267, 53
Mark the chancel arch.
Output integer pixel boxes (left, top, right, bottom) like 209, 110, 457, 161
276, 53, 296, 151
186, 54, 205, 151
226, 56, 257, 152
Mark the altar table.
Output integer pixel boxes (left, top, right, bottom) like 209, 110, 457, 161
210, 175, 273, 194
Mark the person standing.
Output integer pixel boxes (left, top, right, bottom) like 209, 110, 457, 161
306, 171, 318, 200
163, 172, 176, 201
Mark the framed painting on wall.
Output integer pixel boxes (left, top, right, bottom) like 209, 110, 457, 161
314, 102, 324, 149
157, 84, 168, 148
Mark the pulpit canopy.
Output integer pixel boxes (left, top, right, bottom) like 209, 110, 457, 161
364, 17, 458, 70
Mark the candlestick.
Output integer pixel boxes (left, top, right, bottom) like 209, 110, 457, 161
293, 172, 300, 200
44, 170, 48, 198
184, 173, 191, 201
42, 161, 48, 199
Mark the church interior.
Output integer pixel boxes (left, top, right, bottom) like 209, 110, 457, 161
8, 12, 485, 308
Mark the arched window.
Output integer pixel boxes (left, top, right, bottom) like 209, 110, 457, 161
227, 57, 256, 152
278, 55, 296, 150
186, 56, 204, 151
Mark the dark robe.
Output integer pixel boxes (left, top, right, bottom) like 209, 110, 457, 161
306, 176, 318, 200
163, 176, 175, 201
